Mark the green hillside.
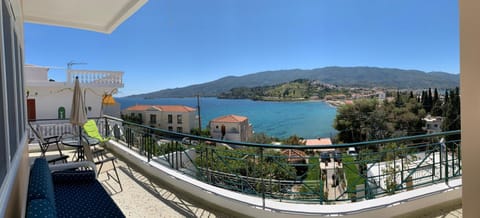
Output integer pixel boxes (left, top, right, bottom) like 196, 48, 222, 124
128, 66, 459, 98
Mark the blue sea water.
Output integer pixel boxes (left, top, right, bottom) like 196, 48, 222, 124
117, 97, 337, 139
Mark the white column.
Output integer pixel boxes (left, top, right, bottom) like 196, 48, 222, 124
460, 1, 480, 216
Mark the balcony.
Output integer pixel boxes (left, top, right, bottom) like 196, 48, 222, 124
25, 65, 124, 88
27, 117, 462, 217
67, 69, 124, 87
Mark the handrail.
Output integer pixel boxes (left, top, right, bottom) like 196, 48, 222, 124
29, 117, 462, 205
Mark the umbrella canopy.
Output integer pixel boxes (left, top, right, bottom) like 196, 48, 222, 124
70, 77, 87, 126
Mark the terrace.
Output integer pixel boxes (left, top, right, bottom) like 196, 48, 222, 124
1, 0, 479, 217
27, 117, 462, 217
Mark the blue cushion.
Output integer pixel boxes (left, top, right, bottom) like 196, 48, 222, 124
52, 170, 96, 184
54, 180, 125, 218
27, 158, 56, 211
26, 199, 57, 218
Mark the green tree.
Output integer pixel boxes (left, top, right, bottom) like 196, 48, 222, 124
190, 128, 211, 137
283, 134, 305, 145
443, 87, 460, 132
249, 132, 276, 144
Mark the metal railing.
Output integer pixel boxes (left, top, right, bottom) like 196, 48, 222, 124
29, 116, 461, 205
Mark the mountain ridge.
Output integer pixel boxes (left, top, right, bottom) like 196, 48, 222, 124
127, 66, 459, 98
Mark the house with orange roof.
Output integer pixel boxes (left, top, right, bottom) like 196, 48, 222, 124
209, 114, 253, 142
122, 105, 198, 133
303, 137, 334, 153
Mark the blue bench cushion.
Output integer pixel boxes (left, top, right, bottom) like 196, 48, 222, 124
27, 158, 56, 210
54, 180, 125, 218
26, 199, 57, 218
52, 170, 96, 184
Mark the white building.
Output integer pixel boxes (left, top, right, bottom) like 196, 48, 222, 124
422, 115, 444, 134
122, 105, 198, 133
209, 114, 253, 142
25, 65, 124, 120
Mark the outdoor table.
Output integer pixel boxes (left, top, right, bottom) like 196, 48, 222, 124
61, 136, 100, 161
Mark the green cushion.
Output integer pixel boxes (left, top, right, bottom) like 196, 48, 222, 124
83, 119, 110, 142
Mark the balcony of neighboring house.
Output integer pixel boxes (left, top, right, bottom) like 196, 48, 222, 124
27, 117, 463, 217
25, 65, 124, 89
24, 65, 124, 120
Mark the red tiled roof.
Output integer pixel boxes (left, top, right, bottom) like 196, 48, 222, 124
124, 105, 196, 112
154, 105, 196, 112
304, 138, 332, 146
211, 114, 248, 123
124, 105, 153, 111
281, 149, 307, 162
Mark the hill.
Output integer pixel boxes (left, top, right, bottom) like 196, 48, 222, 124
128, 66, 459, 98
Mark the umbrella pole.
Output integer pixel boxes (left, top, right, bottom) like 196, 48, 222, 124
79, 126, 83, 161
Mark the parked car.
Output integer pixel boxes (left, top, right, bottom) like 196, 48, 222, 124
347, 147, 358, 156
181, 137, 199, 146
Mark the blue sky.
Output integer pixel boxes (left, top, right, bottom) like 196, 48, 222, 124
25, 0, 459, 96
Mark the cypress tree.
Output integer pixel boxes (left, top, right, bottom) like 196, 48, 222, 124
433, 88, 439, 104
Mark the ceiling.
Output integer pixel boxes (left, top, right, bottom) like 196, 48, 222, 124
23, 0, 148, 34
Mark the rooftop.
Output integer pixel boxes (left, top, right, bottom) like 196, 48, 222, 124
211, 114, 248, 123
125, 105, 196, 112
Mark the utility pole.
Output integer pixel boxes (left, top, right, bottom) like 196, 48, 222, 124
197, 94, 202, 131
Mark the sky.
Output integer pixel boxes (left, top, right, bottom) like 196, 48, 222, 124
24, 0, 459, 97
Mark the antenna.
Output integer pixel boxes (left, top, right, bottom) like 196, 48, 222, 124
67, 61, 87, 70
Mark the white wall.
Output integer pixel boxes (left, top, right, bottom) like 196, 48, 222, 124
460, 1, 480, 216
27, 85, 117, 119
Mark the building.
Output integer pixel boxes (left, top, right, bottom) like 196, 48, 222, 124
123, 105, 197, 133
303, 137, 333, 153
209, 114, 253, 142
422, 115, 444, 134
25, 64, 124, 120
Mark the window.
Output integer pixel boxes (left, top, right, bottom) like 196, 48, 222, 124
177, 114, 182, 124
150, 114, 156, 124
168, 114, 173, 124
168, 126, 173, 131
177, 127, 183, 133
0, 0, 26, 186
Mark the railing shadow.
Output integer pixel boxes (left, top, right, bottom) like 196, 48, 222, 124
118, 164, 229, 217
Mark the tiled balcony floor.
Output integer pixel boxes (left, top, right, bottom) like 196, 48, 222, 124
29, 146, 227, 218
30, 145, 462, 218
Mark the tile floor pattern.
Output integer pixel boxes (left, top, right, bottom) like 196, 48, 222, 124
33, 147, 462, 218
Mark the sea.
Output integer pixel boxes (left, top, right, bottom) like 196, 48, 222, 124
116, 97, 338, 139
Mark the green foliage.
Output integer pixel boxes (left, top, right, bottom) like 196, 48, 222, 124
282, 134, 305, 145
190, 128, 211, 137
300, 158, 323, 196
343, 155, 365, 196
443, 87, 460, 132
121, 113, 143, 124
334, 93, 428, 143
248, 132, 277, 144
195, 146, 297, 181
219, 79, 349, 101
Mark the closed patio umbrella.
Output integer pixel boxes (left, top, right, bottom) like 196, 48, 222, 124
70, 76, 92, 161
70, 76, 87, 126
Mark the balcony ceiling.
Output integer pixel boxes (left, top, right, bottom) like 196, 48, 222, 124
23, 0, 148, 33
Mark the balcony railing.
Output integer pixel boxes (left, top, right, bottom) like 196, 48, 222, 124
29, 117, 461, 206
67, 69, 123, 85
